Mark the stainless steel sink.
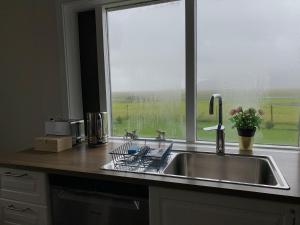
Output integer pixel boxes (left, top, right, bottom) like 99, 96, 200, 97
163, 152, 289, 189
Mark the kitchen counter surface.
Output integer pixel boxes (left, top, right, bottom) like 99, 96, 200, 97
0, 140, 299, 203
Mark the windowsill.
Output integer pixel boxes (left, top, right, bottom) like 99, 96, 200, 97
108, 136, 300, 152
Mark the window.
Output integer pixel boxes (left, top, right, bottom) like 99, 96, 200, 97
102, 0, 300, 147
107, 1, 185, 139
196, 0, 300, 146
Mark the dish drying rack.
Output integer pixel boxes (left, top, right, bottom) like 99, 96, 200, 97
109, 140, 173, 172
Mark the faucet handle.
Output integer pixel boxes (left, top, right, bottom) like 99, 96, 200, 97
203, 125, 225, 131
156, 129, 166, 140
124, 129, 138, 140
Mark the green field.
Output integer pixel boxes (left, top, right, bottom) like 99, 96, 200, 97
111, 90, 300, 147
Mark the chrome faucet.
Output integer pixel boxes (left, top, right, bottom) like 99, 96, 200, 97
124, 129, 138, 140
203, 94, 225, 155
156, 129, 166, 141
156, 129, 167, 148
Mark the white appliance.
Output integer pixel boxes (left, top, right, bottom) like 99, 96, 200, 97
45, 119, 85, 145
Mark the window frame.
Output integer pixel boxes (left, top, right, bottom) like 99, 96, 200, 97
92, 0, 300, 150
98, 0, 196, 141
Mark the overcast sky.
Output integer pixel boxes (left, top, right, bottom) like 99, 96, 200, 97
107, 0, 300, 93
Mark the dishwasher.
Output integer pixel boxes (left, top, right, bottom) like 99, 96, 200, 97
50, 175, 149, 225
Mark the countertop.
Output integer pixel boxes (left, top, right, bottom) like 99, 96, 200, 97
0, 140, 299, 203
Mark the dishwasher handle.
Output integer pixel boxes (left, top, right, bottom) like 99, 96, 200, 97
53, 188, 142, 211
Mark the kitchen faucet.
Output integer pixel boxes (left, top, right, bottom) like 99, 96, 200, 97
156, 129, 166, 141
124, 129, 138, 140
203, 94, 225, 155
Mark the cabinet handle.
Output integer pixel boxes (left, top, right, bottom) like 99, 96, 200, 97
3, 172, 28, 178
6, 204, 32, 213
56, 188, 142, 210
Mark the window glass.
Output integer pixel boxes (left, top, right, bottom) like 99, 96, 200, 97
107, 1, 185, 139
197, 0, 300, 146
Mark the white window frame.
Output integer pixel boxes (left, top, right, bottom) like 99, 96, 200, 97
99, 0, 197, 141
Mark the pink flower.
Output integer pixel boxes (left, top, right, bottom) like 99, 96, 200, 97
236, 106, 242, 113
229, 109, 236, 116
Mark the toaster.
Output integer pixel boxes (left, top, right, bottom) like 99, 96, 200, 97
45, 119, 85, 145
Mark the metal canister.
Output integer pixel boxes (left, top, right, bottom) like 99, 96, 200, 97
86, 112, 108, 147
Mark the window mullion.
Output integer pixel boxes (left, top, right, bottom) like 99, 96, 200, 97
185, 0, 197, 143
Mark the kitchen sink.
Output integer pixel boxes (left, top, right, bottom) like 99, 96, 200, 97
102, 142, 289, 190
163, 152, 289, 189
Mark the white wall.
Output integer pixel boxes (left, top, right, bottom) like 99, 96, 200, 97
0, 0, 63, 152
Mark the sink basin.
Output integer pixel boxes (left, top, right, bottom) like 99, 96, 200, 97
163, 152, 289, 189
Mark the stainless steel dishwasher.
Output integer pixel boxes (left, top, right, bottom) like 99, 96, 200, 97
50, 175, 149, 225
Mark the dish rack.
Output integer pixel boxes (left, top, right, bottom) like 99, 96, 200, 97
109, 140, 173, 172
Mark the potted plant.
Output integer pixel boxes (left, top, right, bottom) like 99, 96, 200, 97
229, 107, 263, 150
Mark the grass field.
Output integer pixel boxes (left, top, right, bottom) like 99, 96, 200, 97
111, 90, 300, 146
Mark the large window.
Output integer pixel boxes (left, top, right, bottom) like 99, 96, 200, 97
103, 0, 300, 147
196, 0, 300, 146
107, 1, 185, 139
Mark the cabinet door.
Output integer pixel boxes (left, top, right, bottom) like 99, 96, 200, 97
0, 198, 49, 225
150, 187, 299, 225
0, 168, 47, 205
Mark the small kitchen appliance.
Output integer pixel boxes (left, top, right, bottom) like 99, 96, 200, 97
86, 112, 108, 146
45, 119, 85, 145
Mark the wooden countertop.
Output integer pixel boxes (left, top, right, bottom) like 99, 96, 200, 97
0, 140, 299, 203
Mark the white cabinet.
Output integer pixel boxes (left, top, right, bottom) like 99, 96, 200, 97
0, 167, 50, 225
0, 168, 47, 205
150, 187, 299, 225
0, 198, 48, 225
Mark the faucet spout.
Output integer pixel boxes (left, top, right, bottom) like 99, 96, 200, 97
209, 94, 223, 125
205, 94, 225, 155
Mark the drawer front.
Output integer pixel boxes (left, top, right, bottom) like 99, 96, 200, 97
0, 198, 49, 225
0, 168, 47, 205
